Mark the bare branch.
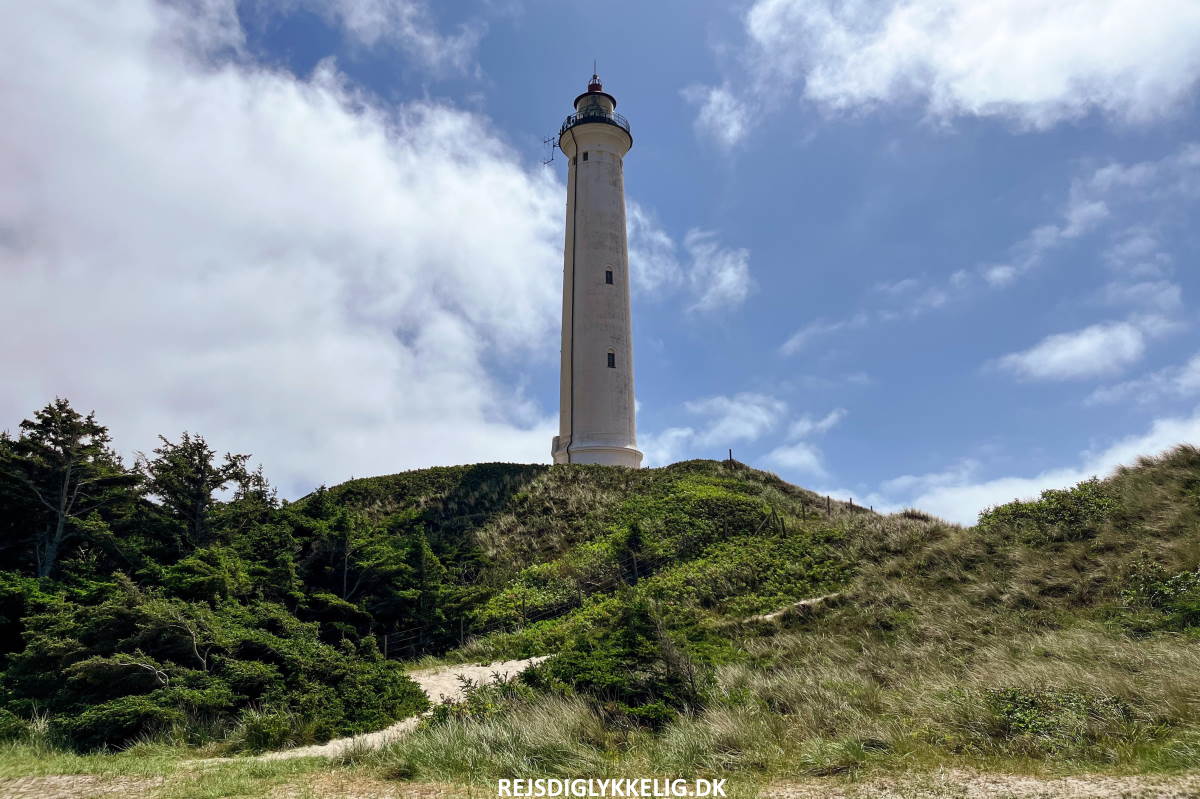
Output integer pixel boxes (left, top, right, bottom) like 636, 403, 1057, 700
112, 653, 170, 686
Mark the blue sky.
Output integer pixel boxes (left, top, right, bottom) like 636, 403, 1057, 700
3, 0, 1199, 523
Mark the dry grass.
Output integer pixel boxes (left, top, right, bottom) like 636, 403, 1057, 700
8, 449, 1200, 795
360, 450, 1200, 784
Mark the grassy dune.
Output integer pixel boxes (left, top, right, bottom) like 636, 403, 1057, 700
355, 447, 1200, 783
4, 447, 1200, 796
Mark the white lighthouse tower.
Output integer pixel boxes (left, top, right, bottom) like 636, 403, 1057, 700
551, 73, 643, 468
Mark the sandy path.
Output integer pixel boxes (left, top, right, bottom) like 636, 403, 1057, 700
762, 770, 1200, 798
746, 593, 841, 623
0, 775, 165, 799
7, 767, 1197, 799
258, 656, 548, 761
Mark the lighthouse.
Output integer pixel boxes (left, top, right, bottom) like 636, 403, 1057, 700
551, 73, 643, 468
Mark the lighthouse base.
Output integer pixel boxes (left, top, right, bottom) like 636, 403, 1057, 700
551, 436, 643, 468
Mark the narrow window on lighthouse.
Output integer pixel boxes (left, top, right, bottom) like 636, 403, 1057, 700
605, 269, 614, 284
607, 351, 616, 369
582, 152, 589, 161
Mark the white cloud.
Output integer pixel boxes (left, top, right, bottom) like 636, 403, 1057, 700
777, 146, 1195, 358
684, 393, 786, 448
981, 186, 1110, 286
786, 408, 846, 438
644, 395, 840, 478
624, 207, 751, 313
1101, 280, 1182, 315
735, 0, 1200, 134
764, 441, 826, 477
681, 84, 751, 149
763, 406, 846, 478
1090, 142, 1200, 194
1087, 353, 1200, 406
684, 229, 754, 312
1103, 228, 1173, 278
876, 410, 1200, 524
971, 147, 1199, 304
638, 427, 696, 468
872, 277, 950, 319
880, 459, 979, 498
874, 278, 921, 295
813, 145, 1198, 349
994, 322, 1147, 381
267, 0, 483, 72
641, 392, 787, 465
983, 265, 1018, 288
780, 312, 869, 355
627, 201, 683, 294
0, 0, 563, 496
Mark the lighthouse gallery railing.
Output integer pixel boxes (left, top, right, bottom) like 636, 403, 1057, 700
560, 108, 631, 137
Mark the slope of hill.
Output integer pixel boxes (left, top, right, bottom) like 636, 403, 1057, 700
308, 459, 862, 653
326, 448, 1200, 781
2, 399, 1199, 794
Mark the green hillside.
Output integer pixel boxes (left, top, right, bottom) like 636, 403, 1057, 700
309, 459, 859, 655
2, 399, 1200, 787
324, 448, 1200, 779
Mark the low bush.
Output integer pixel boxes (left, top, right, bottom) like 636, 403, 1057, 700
984, 688, 1132, 753
526, 595, 712, 727
2, 578, 428, 751
0, 707, 29, 741
978, 478, 1118, 542
1121, 560, 1200, 631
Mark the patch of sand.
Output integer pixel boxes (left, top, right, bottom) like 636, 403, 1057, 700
259, 656, 548, 761
268, 773, 479, 798
762, 769, 1200, 798
0, 774, 164, 799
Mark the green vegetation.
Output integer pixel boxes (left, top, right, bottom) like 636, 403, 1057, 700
0, 400, 433, 753
363, 445, 1200, 784
2, 397, 1200, 795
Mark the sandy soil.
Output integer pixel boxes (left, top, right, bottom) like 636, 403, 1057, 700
762, 769, 1200, 798
267, 773, 480, 798
5, 767, 1200, 798
0, 774, 165, 799
259, 656, 548, 761
745, 593, 841, 623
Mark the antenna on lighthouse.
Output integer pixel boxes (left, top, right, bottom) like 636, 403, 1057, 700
541, 135, 558, 166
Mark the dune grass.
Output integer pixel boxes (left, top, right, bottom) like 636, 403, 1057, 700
5, 448, 1200, 796
352, 448, 1200, 787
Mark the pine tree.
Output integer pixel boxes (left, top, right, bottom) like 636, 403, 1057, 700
0, 399, 134, 578
138, 433, 251, 550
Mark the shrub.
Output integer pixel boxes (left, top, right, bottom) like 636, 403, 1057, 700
161, 547, 252, 600
984, 688, 1132, 753
1121, 560, 1200, 630
526, 595, 711, 727
228, 706, 299, 752
0, 707, 29, 741
424, 674, 536, 727
978, 478, 1118, 542
3, 580, 428, 751
55, 693, 186, 752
